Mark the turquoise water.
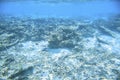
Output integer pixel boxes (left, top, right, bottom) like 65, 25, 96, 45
0, 1, 120, 18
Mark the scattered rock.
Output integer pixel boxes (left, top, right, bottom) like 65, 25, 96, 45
8, 66, 33, 79
48, 27, 81, 49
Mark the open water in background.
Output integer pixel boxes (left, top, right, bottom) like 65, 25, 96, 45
0, 0, 120, 18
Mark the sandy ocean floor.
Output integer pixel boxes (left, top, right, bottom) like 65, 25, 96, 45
0, 15, 120, 80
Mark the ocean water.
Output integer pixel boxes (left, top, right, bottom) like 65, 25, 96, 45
0, 0, 120, 18
0, 0, 120, 80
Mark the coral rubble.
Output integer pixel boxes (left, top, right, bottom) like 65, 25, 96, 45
0, 15, 120, 80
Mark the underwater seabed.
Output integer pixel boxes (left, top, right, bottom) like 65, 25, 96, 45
0, 15, 120, 80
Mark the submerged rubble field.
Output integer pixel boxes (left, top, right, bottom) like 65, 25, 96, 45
0, 15, 120, 80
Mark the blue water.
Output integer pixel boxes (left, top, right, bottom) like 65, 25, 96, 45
0, 1, 120, 18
